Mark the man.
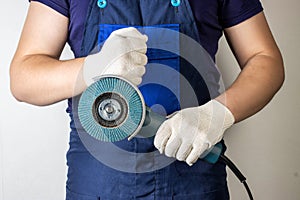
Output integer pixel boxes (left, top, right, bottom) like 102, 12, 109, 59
10, 0, 284, 199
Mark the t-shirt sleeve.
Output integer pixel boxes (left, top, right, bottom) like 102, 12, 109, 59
29, 0, 69, 17
220, 0, 263, 28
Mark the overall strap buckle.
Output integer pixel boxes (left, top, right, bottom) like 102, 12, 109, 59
97, 0, 107, 8
171, 0, 181, 7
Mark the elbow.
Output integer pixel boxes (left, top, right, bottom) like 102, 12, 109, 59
10, 81, 48, 106
276, 54, 285, 92
9, 61, 43, 106
261, 51, 285, 93
9, 57, 61, 107
10, 62, 25, 103
278, 68, 285, 91
10, 73, 56, 107
10, 86, 24, 103
10, 73, 28, 102
10, 80, 27, 104
10, 81, 47, 106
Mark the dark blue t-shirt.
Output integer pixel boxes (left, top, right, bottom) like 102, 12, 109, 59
30, 0, 263, 59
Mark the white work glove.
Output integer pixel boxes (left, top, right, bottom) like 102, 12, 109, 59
83, 27, 148, 86
154, 100, 235, 166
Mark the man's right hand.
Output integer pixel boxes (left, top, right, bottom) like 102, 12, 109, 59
83, 27, 148, 86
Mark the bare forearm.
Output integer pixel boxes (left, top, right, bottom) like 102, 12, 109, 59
10, 54, 85, 106
217, 54, 284, 122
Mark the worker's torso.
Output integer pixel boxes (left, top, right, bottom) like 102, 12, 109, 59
66, 0, 228, 199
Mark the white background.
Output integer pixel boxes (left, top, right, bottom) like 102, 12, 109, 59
0, 0, 300, 199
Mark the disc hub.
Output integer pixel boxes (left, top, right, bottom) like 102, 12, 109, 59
98, 99, 122, 121
92, 92, 128, 128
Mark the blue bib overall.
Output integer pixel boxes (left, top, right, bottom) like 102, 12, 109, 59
66, 0, 229, 199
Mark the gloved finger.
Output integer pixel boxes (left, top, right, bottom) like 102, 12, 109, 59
126, 65, 146, 77
127, 38, 148, 54
164, 135, 181, 158
113, 27, 148, 41
186, 142, 209, 166
114, 39, 146, 55
154, 122, 172, 154
129, 52, 148, 65
127, 77, 142, 86
176, 143, 193, 161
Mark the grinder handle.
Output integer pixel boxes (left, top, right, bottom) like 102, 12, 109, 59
140, 107, 222, 164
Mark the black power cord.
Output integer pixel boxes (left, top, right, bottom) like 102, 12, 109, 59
219, 154, 254, 200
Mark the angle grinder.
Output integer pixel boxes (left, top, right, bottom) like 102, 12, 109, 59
78, 75, 223, 164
